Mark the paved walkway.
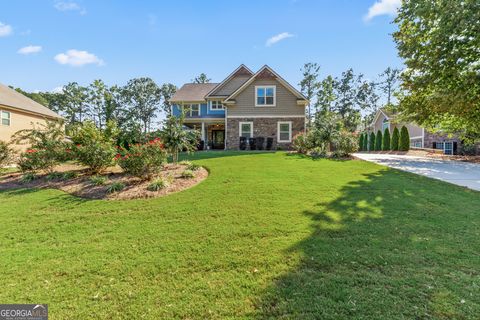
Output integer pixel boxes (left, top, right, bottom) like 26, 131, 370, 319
354, 153, 480, 191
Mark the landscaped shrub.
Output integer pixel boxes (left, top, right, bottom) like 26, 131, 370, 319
17, 149, 58, 173
70, 121, 119, 174
363, 133, 368, 151
375, 130, 383, 151
292, 132, 312, 154
332, 131, 358, 158
382, 128, 391, 151
118, 138, 167, 180
0, 140, 15, 172
90, 175, 108, 186
369, 132, 375, 151
399, 126, 410, 151
359, 134, 364, 151
310, 145, 328, 159
181, 169, 195, 179
147, 178, 169, 191
13, 120, 69, 173
107, 182, 125, 193
391, 127, 400, 151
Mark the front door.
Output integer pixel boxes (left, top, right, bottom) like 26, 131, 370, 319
211, 130, 225, 149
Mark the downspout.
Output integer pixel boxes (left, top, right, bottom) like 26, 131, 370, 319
224, 106, 228, 150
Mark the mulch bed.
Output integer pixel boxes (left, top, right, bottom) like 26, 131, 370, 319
0, 163, 208, 200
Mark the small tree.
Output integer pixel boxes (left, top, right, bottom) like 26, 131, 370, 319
375, 130, 383, 151
160, 114, 199, 164
382, 128, 391, 151
399, 126, 410, 151
359, 134, 364, 151
391, 127, 400, 151
369, 132, 375, 151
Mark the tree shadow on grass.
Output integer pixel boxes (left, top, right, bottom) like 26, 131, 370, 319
253, 169, 455, 319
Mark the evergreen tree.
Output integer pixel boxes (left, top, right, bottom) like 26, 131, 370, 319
375, 130, 382, 151
391, 127, 400, 151
363, 133, 368, 151
382, 128, 391, 151
369, 132, 375, 151
399, 126, 410, 151
359, 134, 364, 151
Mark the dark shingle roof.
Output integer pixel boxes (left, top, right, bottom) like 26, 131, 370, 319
170, 83, 219, 102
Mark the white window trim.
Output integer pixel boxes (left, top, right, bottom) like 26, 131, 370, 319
209, 100, 224, 111
255, 85, 276, 107
239, 121, 253, 138
183, 103, 201, 117
1, 110, 11, 126
277, 121, 292, 143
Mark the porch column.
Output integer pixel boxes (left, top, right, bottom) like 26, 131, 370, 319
201, 122, 206, 150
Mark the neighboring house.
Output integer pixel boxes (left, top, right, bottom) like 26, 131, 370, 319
0, 83, 62, 149
170, 65, 308, 150
368, 107, 462, 155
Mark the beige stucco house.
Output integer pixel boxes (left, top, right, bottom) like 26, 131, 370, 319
0, 83, 62, 149
170, 65, 308, 150
368, 107, 462, 155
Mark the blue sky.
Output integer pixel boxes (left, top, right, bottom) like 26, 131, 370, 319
1, 0, 402, 92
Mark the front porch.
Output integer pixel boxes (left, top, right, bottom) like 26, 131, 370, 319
185, 120, 226, 150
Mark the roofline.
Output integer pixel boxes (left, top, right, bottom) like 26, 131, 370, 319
204, 64, 254, 98
0, 103, 63, 120
223, 65, 309, 103
369, 108, 392, 128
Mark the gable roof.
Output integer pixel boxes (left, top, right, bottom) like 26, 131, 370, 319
0, 83, 62, 119
223, 65, 309, 104
169, 83, 219, 102
205, 64, 253, 98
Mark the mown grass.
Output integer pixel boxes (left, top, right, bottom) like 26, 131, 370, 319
0, 151, 479, 319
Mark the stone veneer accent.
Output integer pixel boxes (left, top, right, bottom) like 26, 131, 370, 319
225, 117, 305, 150
423, 131, 461, 149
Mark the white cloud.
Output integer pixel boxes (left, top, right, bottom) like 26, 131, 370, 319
364, 0, 401, 21
265, 32, 294, 47
18, 45, 42, 55
54, 1, 87, 15
54, 49, 104, 67
0, 22, 13, 37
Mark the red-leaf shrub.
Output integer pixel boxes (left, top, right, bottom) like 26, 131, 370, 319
118, 138, 167, 180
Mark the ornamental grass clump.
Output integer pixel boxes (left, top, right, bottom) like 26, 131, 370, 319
20, 172, 37, 183
181, 169, 195, 179
118, 138, 168, 180
187, 163, 201, 171
90, 175, 108, 186
107, 182, 125, 194
147, 179, 169, 191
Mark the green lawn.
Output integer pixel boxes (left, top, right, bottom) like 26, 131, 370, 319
1, 152, 479, 319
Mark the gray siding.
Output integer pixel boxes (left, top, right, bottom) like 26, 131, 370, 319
209, 76, 251, 97
227, 79, 305, 116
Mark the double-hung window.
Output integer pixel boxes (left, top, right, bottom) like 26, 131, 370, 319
255, 86, 275, 106
184, 104, 200, 117
1, 111, 10, 126
239, 122, 253, 139
277, 121, 292, 142
210, 100, 224, 110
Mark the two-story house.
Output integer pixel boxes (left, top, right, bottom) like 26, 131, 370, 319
170, 65, 308, 150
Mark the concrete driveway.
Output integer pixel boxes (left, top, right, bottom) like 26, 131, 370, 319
354, 153, 480, 191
